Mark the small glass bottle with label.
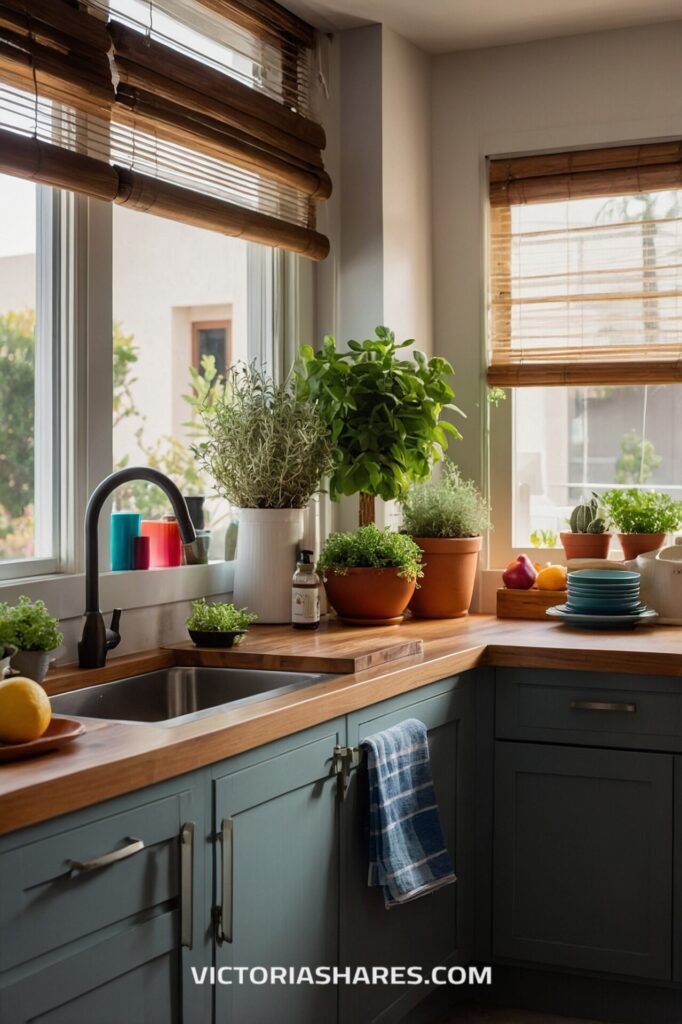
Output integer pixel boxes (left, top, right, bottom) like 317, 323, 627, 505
292, 549, 321, 630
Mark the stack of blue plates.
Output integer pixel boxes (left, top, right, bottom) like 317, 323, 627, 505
547, 569, 657, 629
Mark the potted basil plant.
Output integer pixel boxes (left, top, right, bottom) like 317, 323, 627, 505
296, 327, 462, 525
317, 525, 424, 626
0, 596, 64, 683
186, 599, 257, 648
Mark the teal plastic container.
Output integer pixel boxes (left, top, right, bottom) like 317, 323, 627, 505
110, 511, 141, 571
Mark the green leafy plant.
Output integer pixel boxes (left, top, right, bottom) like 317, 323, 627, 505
0, 596, 63, 652
399, 463, 491, 539
186, 599, 257, 635
530, 529, 558, 548
615, 431, 662, 485
194, 364, 334, 509
601, 489, 682, 534
568, 494, 606, 534
296, 327, 462, 524
317, 525, 424, 582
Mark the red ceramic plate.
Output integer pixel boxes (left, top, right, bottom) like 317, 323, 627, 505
0, 716, 85, 763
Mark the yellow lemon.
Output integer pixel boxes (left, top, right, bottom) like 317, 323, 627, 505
535, 565, 567, 591
0, 676, 52, 743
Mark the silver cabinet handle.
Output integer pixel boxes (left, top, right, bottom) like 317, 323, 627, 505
68, 837, 144, 874
217, 817, 234, 944
180, 822, 194, 950
569, 700, 636, 713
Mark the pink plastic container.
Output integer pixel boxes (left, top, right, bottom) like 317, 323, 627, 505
140, 518, 183, 567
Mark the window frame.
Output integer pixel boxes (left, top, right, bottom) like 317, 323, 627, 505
0, 194, 300, 612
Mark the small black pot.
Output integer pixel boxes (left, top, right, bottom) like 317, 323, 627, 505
188, 629, 246, 648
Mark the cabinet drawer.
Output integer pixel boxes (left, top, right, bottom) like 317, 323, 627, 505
0, 792, 184, 972
496, 668, 682, 752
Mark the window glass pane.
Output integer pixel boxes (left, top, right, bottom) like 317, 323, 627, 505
112, 206, 249, 558
513, 385, 682, 546
0, 174, 37, 561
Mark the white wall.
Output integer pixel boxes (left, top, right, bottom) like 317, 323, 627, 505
382, 27, 433, 354
431, 20, 682, 490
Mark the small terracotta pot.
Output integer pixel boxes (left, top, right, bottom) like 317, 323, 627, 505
560, 532, 612, 561
323, 567, 416, 626
408, 536, 482, 619
617, 532, 666, 561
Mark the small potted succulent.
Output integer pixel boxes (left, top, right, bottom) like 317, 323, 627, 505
399, 463, 491, 618
186, 598, 257, 648
600, 489, 682, 561
560, 495, 611, 560
317, 525, 424, 626
0, 596, 63, 683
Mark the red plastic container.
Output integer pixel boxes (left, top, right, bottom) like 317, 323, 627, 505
140, 518, 183, 567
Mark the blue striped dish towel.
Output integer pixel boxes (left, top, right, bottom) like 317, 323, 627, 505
361, 718, 456, 909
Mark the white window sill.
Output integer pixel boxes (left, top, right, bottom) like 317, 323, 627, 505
0, 561, 235, 621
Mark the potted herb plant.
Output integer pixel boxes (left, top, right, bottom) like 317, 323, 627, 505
195, 365, 334, 623
399, 463, 491, 618
560, 495, 611, 560
317, 525, 424, 625
296, 327, 462, 525
0, 596, 63, 683
601, 488, 682, 560
186, 598, 257, 648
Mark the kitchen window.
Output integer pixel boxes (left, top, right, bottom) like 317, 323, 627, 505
0, 176, 62, 580
488, 142, 682, 565
0, 0, 329, 594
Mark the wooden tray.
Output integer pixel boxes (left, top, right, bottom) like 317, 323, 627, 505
0, 716, 85, 763
167, 625, 424, 674
497, 588, 568, 620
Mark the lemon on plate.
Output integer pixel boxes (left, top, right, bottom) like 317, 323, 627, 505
0, 676, 52, 743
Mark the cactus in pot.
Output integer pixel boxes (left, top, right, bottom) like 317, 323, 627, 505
569, 496, 607, 535
561, 493, 611, 560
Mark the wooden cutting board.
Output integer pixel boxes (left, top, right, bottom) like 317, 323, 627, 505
166, 623, 424, 674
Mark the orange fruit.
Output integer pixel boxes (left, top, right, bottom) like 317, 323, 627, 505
0, 676, 52, 743
535, 565, 567, 591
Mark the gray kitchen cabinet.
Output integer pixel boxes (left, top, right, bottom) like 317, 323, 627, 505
340, 672, 477, 1024
212, 718, 346, 1024
493, 740, 673, 980
0, 774, 207, 1024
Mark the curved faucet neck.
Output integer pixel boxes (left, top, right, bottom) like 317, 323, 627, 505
84, 467, 197, 613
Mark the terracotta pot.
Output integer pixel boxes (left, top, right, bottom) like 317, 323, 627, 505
560, 532, 612, 561
617, 532, 667, 561
323, 567, 416, 626
408, 536, 482, 618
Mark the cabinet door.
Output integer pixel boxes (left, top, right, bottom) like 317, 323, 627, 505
0, 913, 178, 1024
213, 719, 345, 1024
0, 774, 207, 1024
341, 674, 475, 1024
494, 742, 672, 979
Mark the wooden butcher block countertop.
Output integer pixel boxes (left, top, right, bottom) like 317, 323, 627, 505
1, 615, 681, 835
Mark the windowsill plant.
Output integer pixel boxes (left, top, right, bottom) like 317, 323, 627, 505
194, 364, 334, 623
186, 598, 257, 648
317, 525, 424, 625
296, 327, 462, 526
0, 596, 64, 683
399, 463, 491, 618
560, 494, 611, 561
600, 489, 682, 561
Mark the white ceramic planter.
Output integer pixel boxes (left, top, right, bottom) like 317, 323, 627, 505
233, 508, 305, 623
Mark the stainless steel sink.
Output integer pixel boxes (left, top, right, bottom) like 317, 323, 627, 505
50, 666, 335, 726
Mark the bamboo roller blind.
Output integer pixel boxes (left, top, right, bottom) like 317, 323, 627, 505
0, 0, 330, 259
488, 142, 682, 385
